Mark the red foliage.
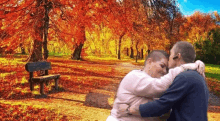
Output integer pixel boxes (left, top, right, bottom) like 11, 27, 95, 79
0, 103, 70, 120
206, 78, 220, 96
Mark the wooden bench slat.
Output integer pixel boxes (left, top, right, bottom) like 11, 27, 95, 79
25, 61, 51, 72
32, 74, 60, 82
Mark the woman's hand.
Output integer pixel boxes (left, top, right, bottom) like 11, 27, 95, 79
181, 60, 205, 76
195, 60, 205, 76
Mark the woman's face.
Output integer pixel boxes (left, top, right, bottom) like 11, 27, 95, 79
148, 58, 168, 78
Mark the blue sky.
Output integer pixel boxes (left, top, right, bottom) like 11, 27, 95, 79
178, 0, 220, 16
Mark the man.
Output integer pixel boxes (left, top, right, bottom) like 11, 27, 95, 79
107, 49, 205, 121
123, 41, 209, 121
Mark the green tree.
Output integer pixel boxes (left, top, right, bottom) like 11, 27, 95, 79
195, 28, 220, 64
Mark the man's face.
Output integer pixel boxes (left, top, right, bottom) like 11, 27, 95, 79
149, 58, 168, 78
168, 47, 178, 69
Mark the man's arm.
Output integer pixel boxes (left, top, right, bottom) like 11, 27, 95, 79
135, 75, 189, 117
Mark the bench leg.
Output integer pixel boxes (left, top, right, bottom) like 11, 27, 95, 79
45, 80, 49, 86
30, 81, 34, 91
40, 82, 44, 95
55, 78, 58, 90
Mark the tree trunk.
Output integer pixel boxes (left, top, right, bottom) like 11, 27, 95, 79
43, 0, 52, 60
127, 48, 129, 56
20, 44, 25, 54
116, 46, 117, 55
147, 44, 151, 55
118, 32, 125, 60
141, 48, 143, 59
72, 25, 86, 60
27, 0, 44, 62
130, 47, 134, 58
135, 41, 139, 63
72, 43, 84, 60
118, 40, 121, 59
21, 46, 26, 55
28, 40, 43, 62
147, 49, 150, 55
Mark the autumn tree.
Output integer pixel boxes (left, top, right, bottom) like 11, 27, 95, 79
108, 0, 149, 60
180, 11, 216, 44
143, 0, 184, 52
0, 0, 110, 61
49, 0, 122, 60
103, 0, 134, 60
213, 11, 220, 25
0, 0, 55, 62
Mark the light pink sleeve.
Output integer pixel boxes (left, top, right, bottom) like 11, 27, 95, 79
133, 66, 184, 97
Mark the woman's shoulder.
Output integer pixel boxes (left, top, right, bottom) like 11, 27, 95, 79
127, 70, 150, 79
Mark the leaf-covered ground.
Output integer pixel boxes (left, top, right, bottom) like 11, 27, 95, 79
0, 56, 219, 121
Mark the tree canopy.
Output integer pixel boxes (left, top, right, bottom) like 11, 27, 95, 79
0, 0, 219, 62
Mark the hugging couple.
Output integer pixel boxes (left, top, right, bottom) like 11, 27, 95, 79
107, 41, 209, 121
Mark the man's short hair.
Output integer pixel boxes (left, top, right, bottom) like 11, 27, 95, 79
173, 41, 196, 63
144, 50, 169, 66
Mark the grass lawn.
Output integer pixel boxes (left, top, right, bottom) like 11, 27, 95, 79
205, 64, 220, 96
205, 64, 220, 81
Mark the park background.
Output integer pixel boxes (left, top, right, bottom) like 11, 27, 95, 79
0, 0, 220, 120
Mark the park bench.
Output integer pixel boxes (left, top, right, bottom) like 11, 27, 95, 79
25, 61, 60, 95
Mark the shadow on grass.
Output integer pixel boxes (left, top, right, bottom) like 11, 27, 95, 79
58, 77, 113, 93
52, 64, 122, 80
34, 90, 113, 109
41, 92, 112, 110
1, 80, 66, 100
34, 86, 66, 99
49, 58, 118, 66
47, 96, 85, 104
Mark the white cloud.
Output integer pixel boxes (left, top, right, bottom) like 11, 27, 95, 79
184, 0, 187, 3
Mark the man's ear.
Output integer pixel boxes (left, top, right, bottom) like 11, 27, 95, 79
177, 53, 182, 60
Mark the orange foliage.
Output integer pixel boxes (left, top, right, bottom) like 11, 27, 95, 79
0, 0, 115, 53
206, 78, 220, 96
0, 103, 71, 120
180, 11, 216, 43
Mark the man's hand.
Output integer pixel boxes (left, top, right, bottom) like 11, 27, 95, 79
117, 104, 130, 117
159, 109, 171, 120
117, 103, 141, 117
129, 104, 141, 116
